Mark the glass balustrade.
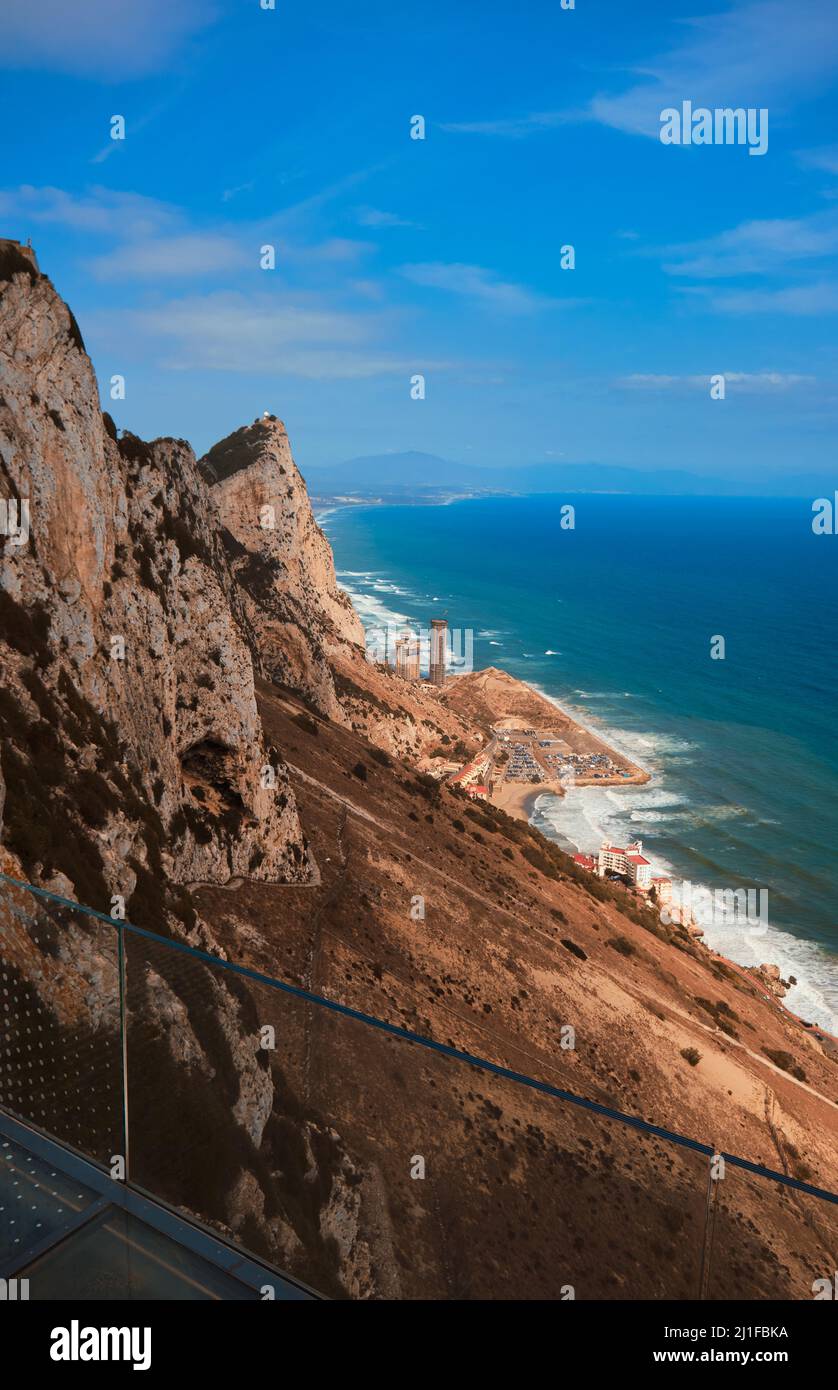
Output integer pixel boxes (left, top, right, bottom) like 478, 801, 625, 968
2, 871, 836, 1302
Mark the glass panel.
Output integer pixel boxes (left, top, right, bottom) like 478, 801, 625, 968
0, 1131, 100, 1269
273, 998, 709, 1300
5, 880, 836, 1302
706, 1158, 838, 1300
20, 1207, 259, 1301
125, 927, 709, 1299
0, 881, 122, 1165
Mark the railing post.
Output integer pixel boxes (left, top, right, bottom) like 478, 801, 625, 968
698, 1146, 721, 1299
118, 921, 131, 1185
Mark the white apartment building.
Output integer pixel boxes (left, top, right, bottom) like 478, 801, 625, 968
598, 839, 652, 890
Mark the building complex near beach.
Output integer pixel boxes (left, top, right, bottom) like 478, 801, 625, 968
573, 840, 666, 896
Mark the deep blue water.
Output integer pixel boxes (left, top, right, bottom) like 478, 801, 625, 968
320, 495, 838, 1029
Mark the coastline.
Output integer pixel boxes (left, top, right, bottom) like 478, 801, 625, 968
491, 780, 561, 822
323, 507, 838, 1038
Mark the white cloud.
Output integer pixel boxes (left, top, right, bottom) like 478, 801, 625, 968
661, 213, 838, 278
0, 184, 176, 238
0, 183, 373, 281
281, 237, 374, 264
112, 291, 458, 380
707, 282, 838, 314
222, 182, 256, 204
355, 207, 417, 229
86, 234, 247, 280
400, 262, 560, 314
439, 3, 838, 148
618, 372, 816, 391
440, 111, 576, 138
590, 0, 838, 141
0, 0, 219, 79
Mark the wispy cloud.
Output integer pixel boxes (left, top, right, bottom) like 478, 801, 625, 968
660, 213, 838, 279
797, 145, 838, 175
222, 181, 256, 204
618, 371, 816, 391
440, 111, 576, 138
282, 237, 374, 264
355, 206, 418, 229
0, 184, 177, 237
439, 3, 838, 147
90, 96, 179, 164
104, 291, 458, 380
0, 183, 374, 281
590, 0, 838, 141
705, 282, 838, 314
0, 0, 219, 80
87, 234, 247, 281
399, 262, 562, 314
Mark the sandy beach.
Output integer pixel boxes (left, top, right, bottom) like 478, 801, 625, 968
490, 779, 564, 821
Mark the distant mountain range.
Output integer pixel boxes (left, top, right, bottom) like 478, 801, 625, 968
302, 451, 831, 499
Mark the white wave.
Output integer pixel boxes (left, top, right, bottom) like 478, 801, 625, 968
340, 584, 411, 632
681, 803, 749, 826
372, 580, 412, 596
686, 907, 838, 1035
531, 789, 838, 1032
603, 785, 682, 810
603, 727, 696, 762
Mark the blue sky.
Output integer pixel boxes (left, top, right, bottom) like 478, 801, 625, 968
2, 0, 838, 479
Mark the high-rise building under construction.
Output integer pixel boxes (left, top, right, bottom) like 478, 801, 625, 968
429, 618, 447, 687
394, 632, 421, 681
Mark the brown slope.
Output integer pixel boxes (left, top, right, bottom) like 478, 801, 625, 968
190, 678, 838, 1300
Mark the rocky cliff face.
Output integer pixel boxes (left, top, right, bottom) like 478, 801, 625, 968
200, 419, 363, 721
0, 243, 326, 916
0, 242, 385, 1295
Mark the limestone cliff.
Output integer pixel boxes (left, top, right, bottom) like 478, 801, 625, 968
0, 241, 381, 1295
200, 418, 364, 721
0, 241, 314, 915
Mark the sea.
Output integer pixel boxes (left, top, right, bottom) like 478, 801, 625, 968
318, 494, 838, 1032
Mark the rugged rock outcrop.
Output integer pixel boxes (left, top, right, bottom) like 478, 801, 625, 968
0, 242, 319, 913
0, 241, 388, 1297
748, 962, 795, 999
200, 418, 364, 720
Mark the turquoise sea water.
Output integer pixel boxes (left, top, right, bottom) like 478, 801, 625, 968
319, 494, 838, 1030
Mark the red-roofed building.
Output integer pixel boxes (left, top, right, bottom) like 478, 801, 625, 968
572, 853, 596, 872
598, 840, 652, 887
449, 753, 493, 789
466, 784, 489, 801
625, 853, 652, 890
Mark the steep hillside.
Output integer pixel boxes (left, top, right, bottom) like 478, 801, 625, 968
193, 674, 838, 1298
